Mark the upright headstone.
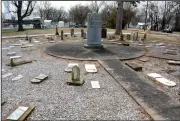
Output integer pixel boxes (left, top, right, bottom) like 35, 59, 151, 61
61, 30, 64, 40
84, 13, 103, 49
55, 25, 59, 35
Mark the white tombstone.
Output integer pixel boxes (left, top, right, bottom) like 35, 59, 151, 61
84, 13, 103, 48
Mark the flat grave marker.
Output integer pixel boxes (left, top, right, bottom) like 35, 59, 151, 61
91, 81, 100, 88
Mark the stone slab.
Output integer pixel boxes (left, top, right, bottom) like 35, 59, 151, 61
155, 78, 176, 87
67, 74, 84, 86
12, 44, 23, 46
91, 81, 100, 88
6, 60, 33, 67
147, 73, 163, 79
49, 41, 56, 43
2, 47, 10, 50
125, 62, 142, 71
7, 52, 16, 56
65, 63, 79, 72
164, 50, 177, 55
10, 56, 22, 59
167, 60, 180, 65
2, 73, 13, 78
35, 74, 48, 80
85, 64, 97, 73
139, 58, 150, 62
31, 78, 42, 83
12, 74, 23, 81
156, 43, 165, 46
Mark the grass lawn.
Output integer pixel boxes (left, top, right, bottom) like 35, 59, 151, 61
2, 28, 179, 44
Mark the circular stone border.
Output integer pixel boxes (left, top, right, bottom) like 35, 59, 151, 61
44, 41, 145, 61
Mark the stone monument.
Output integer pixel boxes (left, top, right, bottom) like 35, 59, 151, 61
67, 66, 84, 86
84, 13, 103, 49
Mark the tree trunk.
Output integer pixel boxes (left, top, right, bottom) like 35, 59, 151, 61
115, 1, 123, 35
17, 1, 24, 31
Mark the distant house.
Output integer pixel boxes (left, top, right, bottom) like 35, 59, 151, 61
136, 22, 151, 29
43, 20, 52, 28
58, 21, 64, 27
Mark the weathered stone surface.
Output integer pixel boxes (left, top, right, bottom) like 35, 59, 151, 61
67, 66, 84, 86
139, 57, 150, 62
35, 74, 48, 80
65, 63, 79, 72
31, 78, 42, 83
6, 60, 32, 67
91, 81, 100, 88
125, 62, 142, 71
155, 78, 176, 87
86, 13, 102, 47
85, 64, 97, 73
167, 60, 180, 65
164, 50, 177, 55
7, 52, 16, 56
147, 73, 163, 79
10, 56, 22, 59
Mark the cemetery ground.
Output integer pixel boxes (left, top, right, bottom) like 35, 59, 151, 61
1, 31, 180, 120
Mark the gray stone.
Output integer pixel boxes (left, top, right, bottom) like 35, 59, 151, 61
67, 66, 84, 86
164, 50, 177, 55
167, 60, 180, 65
35, 74, 48, 80
125, 62, 142, 71
85, 13, 103, 48
7, 52, 16, 56
31, 78, 42, 83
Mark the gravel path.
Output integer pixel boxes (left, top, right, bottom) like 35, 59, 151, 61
1, 38, 150, 120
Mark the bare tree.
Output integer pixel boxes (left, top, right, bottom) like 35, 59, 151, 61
89, 1, 106, 13
69, 4, 90, 25
115, 1, 123, 35
12, 1, 36, 31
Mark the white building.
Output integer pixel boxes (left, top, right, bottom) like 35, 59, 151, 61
58, 21, 64, 27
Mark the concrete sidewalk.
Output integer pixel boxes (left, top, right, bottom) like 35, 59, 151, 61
99, 59, 180, 120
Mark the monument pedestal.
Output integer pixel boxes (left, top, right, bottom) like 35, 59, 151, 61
84, 44, 103, 49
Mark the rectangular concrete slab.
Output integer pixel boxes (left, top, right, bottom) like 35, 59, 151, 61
10, 56, 22, 59
147, 73, 163, 79
7, 52, 16, 56
6, 106, 29, 120
125, 62, 142, 71
155, 78, 176, 87
31, 78, 42, 83
65, 63, 79, 72
85, 64, 97, 73
12, 74, 23, 81
2, 73, 13, 78
167, 60, 180, 65
91, 81, 100, 88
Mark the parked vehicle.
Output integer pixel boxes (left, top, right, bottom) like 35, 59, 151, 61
162, 28, 172, 33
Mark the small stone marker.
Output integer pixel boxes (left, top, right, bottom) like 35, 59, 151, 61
164, 50, 177, 55
4, 106, 35, 121
31, 74, 48, 83
61, 30, 64, 40
65, 63, 79, 72
71, 28, 74, 37
2, 47, 10, 50
155, 78, 176, 87
7, 52, 16, 56
35, 74, 48, 80
55, 24, 59, 35
125, 62, 142, 71
2, 73, 13, 78
81, 29, 84, 37
7, 60, 33, 67
12, 44, 23, 46
167, 60, 180, 65
91, 81, 100, 88
49, 41, 56, 43
83, 33, 87, 39
21, 44, 34, 48
67, 66, 84, 86
85, 64, 97, 73
33, 40, 40, 43
156, 43, 165, 46
10, 56, 22, 59
12, 74, 23, 81
147, 73, 163, 79
139, 57, 150, 62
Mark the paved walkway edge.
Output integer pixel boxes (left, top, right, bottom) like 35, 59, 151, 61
98, 60, 167, 120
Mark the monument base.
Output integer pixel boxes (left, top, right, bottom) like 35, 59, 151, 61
84, 44, 104, 49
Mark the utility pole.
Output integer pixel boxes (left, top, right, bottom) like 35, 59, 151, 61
144, 1, 148, 31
